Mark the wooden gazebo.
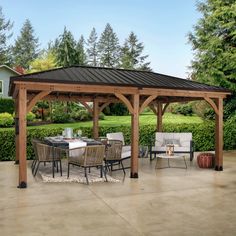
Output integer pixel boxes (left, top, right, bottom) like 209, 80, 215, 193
9, 66, 231, 188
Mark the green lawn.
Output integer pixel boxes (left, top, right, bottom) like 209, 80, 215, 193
28, 112, 203, 129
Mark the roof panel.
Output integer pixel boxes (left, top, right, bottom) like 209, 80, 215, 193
9, 65, 230, 94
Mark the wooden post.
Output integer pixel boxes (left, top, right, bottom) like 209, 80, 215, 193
157, 101, 162, 132
14, 95, 19, 164
130, 94, 139, 178
93, 100, 99, 139
18, 85, 27, 188
215, 98, 223, 171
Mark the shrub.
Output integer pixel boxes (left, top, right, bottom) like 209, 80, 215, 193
0, 113, 14, 127
0, 98, 14, 114
171, 103, 193, 116
0, 121, 235, 161
27, 112, 36, 122
104, 103, 129, 116
51, 109, 71, 123
71, 110, 91, 121
224, 115, 236, 150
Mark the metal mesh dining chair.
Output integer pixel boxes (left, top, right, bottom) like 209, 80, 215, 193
33, 142, 62, 177
104, 140, 125, 175
67, 145, 107, 185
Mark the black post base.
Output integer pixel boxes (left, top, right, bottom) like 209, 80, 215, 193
14, 160, 19, 165
130, 172, 139, 178
215, 166, 223, 171
17, 181, 27, 188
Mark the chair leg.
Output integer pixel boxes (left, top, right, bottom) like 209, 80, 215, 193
52, 161, 55, 178
34, 162, 40, 176
31, 160, 37, 173
102, 166, 108, 182
84, 167, 89, 185
100, 166, 103, 178
59, 160, 62, 176
120, 161, 126, 175
67, 163, 70, 178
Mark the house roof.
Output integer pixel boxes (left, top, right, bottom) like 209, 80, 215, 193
9, 65, 230, 96
0, 65, 21, 75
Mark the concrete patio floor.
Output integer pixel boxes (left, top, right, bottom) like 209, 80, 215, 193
0, 151, 236, 236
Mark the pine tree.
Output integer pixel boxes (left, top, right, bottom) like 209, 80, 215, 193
54, 27, 78, 67
98, 23, 120, 67
76, 35, 87, 65
0, 7, 13, 65
87, 27, 98, 66
188, 0, 236, 118
121, 32, 151, 71
12, 19, 39, 69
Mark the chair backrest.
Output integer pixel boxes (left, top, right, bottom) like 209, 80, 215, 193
83, 145, 105, 167
106, 132, 125, 145
36, 142, 54, 161
105, 140, 123, 161
31, 138, 43, 160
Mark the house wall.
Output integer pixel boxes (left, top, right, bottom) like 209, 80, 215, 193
0, 67, 18, 98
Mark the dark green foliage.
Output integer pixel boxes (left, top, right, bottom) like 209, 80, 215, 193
76, 35, 87, 65
11, 19, 39, 69
71, 110, 91, 121
1, 121, 236, 161
54, 27, 78, 67
0, 6, 13, 65
188, 0, 236, 119
0, 98, 14, 114
109, 103, 129, 116
51, 110, 70, 123
224, 115, 236, 150
98, 23, 120, 67
171, 103, 193, 116
87, 27, 98, 66
121, 32, 151, 71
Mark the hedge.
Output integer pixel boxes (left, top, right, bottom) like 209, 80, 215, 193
0, 120, 235, 161
0, 98, 14, 114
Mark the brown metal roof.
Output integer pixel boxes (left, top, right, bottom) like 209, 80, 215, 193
9, 65, 230, 95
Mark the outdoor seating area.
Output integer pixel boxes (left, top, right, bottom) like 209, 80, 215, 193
31, 132, 133, 184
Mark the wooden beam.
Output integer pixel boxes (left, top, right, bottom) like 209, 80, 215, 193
215, 98, 223, 171
149, 104, 157, 115
139, 87, 230, 98
157, 101, 162, 132
130, 94, 139, 178
18, 85, 27, 188
204, 97, 219, 115
93, 100, 99, 139
115, 93, 134, 114
14, 81, 139, 95
139, 95, 157, 114
27, 91, 51, 113
162, 103, 170, 115
99, 102, 110, 114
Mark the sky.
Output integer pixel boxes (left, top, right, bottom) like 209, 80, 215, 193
1, 0, 201, 78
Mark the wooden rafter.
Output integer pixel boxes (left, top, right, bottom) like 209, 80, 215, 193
27, 91, 51, 113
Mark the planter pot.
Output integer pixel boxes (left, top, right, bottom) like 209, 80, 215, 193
197, 153, 215, 168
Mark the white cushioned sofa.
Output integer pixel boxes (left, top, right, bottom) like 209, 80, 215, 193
150, 132, 194, 161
